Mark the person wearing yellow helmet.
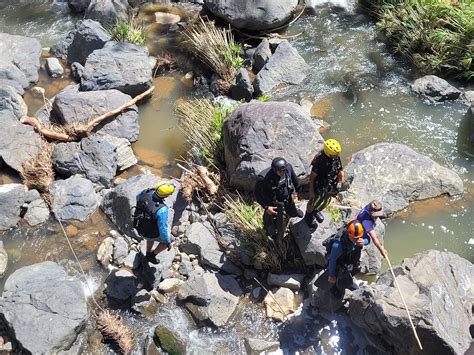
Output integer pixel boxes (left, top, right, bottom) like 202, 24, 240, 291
315, 220, 369, 298
304, 138, 344, 229
133, 180, 176, 264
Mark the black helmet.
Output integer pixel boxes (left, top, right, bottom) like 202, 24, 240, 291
271, 157, 287, 172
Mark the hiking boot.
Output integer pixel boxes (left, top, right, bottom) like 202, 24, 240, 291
330, 285, 343, 299
304, 212, 318, 228
315, 211, 324, 223
145, 252, 160, 265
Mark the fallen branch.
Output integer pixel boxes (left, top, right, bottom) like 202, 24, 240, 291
21, 86, 155, 142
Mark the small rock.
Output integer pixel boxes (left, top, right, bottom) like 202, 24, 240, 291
24, 198, 50, 226
158, 278, 184, 293
252, 287, 261, 299
244, 338, 280, 355
97, 237, 114, 267
180, 253, 190, 262
179, 260, 194, 276
71, 62, 84, 81
105, 269, 137, 301
154, 326, 186, 354
0, 241, 8, 278
150, 290, 168, 304
154, 12, 181, 25
253, 38, 272, 72
45, 58, 64, 78
112, 236, 129, 266
267, 273, 305, 291
264, 287, 298, 321
411, 75, 461, 102
132, 289, 158, 316
123, 250, 139, 269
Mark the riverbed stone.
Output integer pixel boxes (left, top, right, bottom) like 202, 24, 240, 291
85, 0, 129, 26
230, 68, 253, 102
45, 58, 64, 78
132, 289, 158, 316
0, 79, 24, 96
97, 236, 114, 267
0, 184, 25, 231
253, 40, 310, 96
0, 242, 8, 278
348, 250, 474, 354
244, 338, 280, 355
158, 278, 184, 293
177, 272, 241, 327
264, 287, 298, 321
50, 175, 99, 221
52, 88, 140, 142
100, 174, 180, 239
0, 33, 41, 88
101, 134, 137, 171
154, 325, 187, 355
341, 143, 464, 215
0, 261, 87, 353
112, 236, 129, 266
223, 101, 323, 191
253, 38, 272, 72
0, 84, 27, 121
105, 268, 137, 301
411, 75, 461, 102
67, 19, 111, 65
68, 0, 91, 13
53, 135, 118, 187
23, 198, 50, 226
267, 273, 305, 291
204, 0, 298, 31
80, 41, 153, 97
309, 269, 345, 312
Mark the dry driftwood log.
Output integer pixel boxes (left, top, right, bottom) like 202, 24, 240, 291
179, 163, 220, 202
95, 310, 135, 355
20, 86, 155, 142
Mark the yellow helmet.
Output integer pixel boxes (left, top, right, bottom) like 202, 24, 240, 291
323, 139, 341, 157
155, 180, 175, 198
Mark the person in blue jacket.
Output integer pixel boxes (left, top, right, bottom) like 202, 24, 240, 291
325, 219, 369, 297
133, 180, 175, 264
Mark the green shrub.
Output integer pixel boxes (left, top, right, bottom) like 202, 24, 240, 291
256, 95, 271, 102
366, 0, 473, 79
108, 17, 147, 46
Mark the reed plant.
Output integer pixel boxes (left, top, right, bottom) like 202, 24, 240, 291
176, 99, 236, 167
183, 17, 243, 93
366, 0, 473, 79
108, 17, 147, 46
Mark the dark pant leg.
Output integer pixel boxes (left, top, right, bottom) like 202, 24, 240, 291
284, 198, 299, 218
263, 211, 278, 239
336, 265, 354, 291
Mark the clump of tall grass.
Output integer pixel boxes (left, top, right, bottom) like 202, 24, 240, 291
366, 0, 473, 79
175, 98, 236, 167
223, 195, 283, 270
183, 17, 243, 93
108, 17, 147, 46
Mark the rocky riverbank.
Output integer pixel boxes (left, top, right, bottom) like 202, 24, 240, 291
0, 0, 473, 353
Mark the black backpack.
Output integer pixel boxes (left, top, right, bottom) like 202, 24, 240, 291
322, 229, 350, 258
133, 188, 165, 237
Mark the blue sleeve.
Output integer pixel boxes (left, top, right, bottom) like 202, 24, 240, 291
328, 241, 343, 277
155, 206, 171, 244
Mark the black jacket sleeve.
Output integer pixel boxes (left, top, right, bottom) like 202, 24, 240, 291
288, 164, 300, 191
254, 176, 272, 209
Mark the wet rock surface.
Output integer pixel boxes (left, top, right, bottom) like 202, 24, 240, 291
223, 101, 323, 191
49, 175, 99, 221
411, 75, 461, 102
0, 262, 87, 353
80, 41, 153, 97
0, 33, 41, 88
66, 19, 111, 65
341, 143, 464, 215
348, 250, 474, 354
52, 88, 140, 142
204, 0, 298, 31
0, 184, 25, 231
85, 0, 129, 26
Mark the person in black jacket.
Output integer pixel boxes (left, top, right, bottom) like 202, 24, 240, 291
254, 157, 303, 240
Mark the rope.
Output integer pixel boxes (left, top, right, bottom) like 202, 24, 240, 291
56, 216, 105, 312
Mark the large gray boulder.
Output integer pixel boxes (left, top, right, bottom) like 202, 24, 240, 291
52, 88, 140, 142
0, 118, 42, 172
0, 84, 27, 121
0, 262, 87, 353
253, 40, 310, 96
52, 135, 118, 187
0, 184, 25, 231
181, 222, 241, 274
348, 250, 474, 355
85, 0, 129, 26
68, 0, 92, 13
67, 19, 111, 65
0, 33, 41, 88
341, 143, 464, 215
100, 174, 180, 238
204, 0, 298, 31
80, 41, 153, 97
176, 272, 241, 327
411, 75, 461, 102
223, 101, 323, 191
50, 175, 99, 221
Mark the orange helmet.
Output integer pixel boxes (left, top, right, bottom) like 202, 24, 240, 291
347, 220, 364, 238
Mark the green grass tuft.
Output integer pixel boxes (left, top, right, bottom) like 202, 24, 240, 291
108, 17, 147, 46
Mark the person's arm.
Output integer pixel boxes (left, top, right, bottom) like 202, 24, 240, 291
309, 171, 317, 198
368, 230, 387, 257
254, 179, 271, 209
155, 207, 171, 245
327, 241, 343, 282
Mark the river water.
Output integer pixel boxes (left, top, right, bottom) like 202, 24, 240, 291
0, 0, 472, 353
